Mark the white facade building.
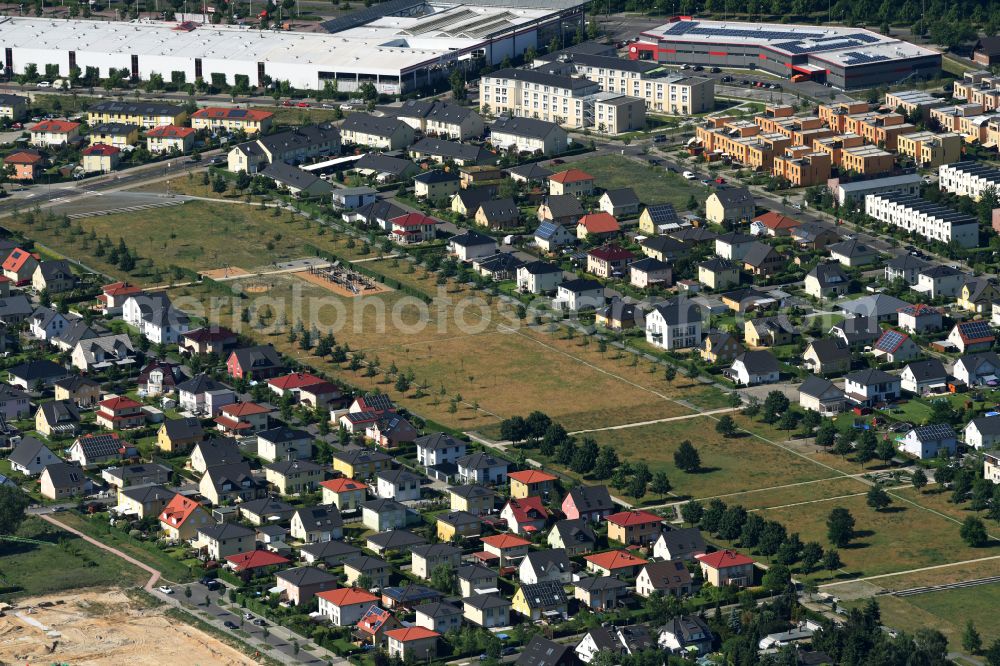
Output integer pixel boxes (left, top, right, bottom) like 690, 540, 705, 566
864, 193, 979, 248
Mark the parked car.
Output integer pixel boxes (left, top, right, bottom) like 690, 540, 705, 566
710, 67, 721, 73
296, 102, 310, 107
252, 618, 268, 626
200, 577, 221, 591
243, 612, 254, 621
224, 621, 238, 630
653, 134, 667, 143
682, 171, 697, 180
157, 586, 174, 594
36, 81, 51, 88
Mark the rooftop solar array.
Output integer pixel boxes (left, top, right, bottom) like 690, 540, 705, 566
871, 193, 979, 228
875, 329, 907, 352
913, 423, 956, 440
958, 320, 993, 340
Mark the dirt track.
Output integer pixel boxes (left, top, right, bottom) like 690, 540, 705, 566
0, 588, 255, 666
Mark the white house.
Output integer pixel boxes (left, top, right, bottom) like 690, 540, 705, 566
727, 351, 780, 386
448, 231, 497, 262
415, 433, 466, 467
899, 359, 948, 395
28, 307, 69, 341
376, 469, 422, 502
844, 368, 901, 406
645, 299, 702, 350
553, 279, 604, 311
898, 424, 957, 459
952, 352, 1000, 386
517, 261, 564, 295
963, 416, 1000, 450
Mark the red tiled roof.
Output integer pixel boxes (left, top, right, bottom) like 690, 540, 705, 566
585, 550, 648, 570
606, 510, 663, 527
31, 119, 80, 134
897, 303, 940, 316
588, 244, 633, 262
159, 493, 204, 527
320, 478, 368, 493
578, 213, 620, 234
508, 470, 558, 484
356, 606, 394, 635
549, 168, 593, 184
146, 125, 196, 138
480, 533, 531, 549
754, 211, 800, 230
103, 281, 142, 297
268, 372, 325, 390
225, 549, 290, 572
696, 549, 754, 569
503, 496, 549, 522
386, 627, 440, 642
316, 588, 379, 607
4, 150, 43, 165
3, 248, 38, 272
390, 212, 439, 228
99, 396, 142, 411
192, 107, 273, 122
220, 401, 270, 417
83, 143, 121, 156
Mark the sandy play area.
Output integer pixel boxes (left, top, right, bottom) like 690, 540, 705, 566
0, 588, 254, 666
294, 268, 393, 297
201, 266, 252, 280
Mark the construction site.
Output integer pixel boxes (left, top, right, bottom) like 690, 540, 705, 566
0, 588, 254, 665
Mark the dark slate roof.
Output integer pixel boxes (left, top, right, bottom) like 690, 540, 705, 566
733, 350, 780, 374
809, 261, 849, 287
198, 523, 255, 541
566, 485, 613, 513
832, 315, 881, 344
904, 358, 946, 381
367, 529, 427, 550
261, 161, 326, 190
603, 187, 640, 208
574, 575, 627, 591
650, 298, 702, 326
193, 438, 243, 467
520, 260, 562, 275
40, 399, 80, 425
8, 437, 54, 467
265, 459, 322, 475
449, 230, 496, 248
798, 375, 844, 399
712, 187, 753, 207
120, 483, 173, 504
8, 359, 66, 381
541, 194, 584, 218
642, 235, 688, 254
807, 337, 850, 363
299, 540, 361, 560
477, 198, 520, 221
176, 373, 227, 394
333, 447, 391, 466
0, 295, 34, 319
463, 593, 511, 610
354, 153, 417, 176
230, 345, 284, 372
41, 461, 85, 488
448, 484, 496, 499
845, 368, 898, 385
558, 278, 603, 294
294, 505, 342, 531
506, 162, 553, 181
415, 601, 463, 619
162, 416, 204, 441
515, 636, 573, 666
411, 138, 491, 163
551, 518, 596, 545
967, 415, 1000, 436
413, 168, 459, 184
452, 187, 496, 212
490, 116, 563, 140
341, 113, 408, 138
275, 566, 337, 586
239, 497, 296, 518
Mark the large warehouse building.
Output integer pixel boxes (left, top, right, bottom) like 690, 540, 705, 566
0, 0, 584, 95
628, 18, 940, 89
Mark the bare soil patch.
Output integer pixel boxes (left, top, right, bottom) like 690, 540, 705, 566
293, 268, 393, 298
200, 266, 251, 280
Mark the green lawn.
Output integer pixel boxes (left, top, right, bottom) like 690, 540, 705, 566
758, 493, 999, 580
0, 517, 146, 600
853, 583, 1000, 652
566, 154, 705, 211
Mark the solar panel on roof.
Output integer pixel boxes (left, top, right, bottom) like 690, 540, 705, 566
959, 320, 993, 340
875, 330, 906, 352
915, 423, 954, 440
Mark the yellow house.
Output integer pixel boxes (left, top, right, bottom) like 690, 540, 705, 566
448, 485, 496, 514
511, 583, 568, 621
54, 376, 102, 407
116, 483, 173, 519
320, 478, 369, 510
332, 449, 391, 480
436, 511, 483, 542
81, 144, 121, 174
638, 204, 680, 235
508, 470, 558, 499
264, 459, 324, 494
159, 493, 214, 542
957, 279, 999, 313
34, 400, 80, 438
157, 417, 205, 454
88, 123, 140, 148
191, 107, 273, 134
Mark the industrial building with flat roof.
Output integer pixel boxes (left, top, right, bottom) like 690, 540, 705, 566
0, 1, 584, 95
628, 18, 940, 89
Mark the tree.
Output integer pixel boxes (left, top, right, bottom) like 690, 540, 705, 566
430, 563, 456, 593
961, 517, 989, 547
855, 431, 877, 468
500, 416, 528, 445
718, 505, 748, 541
627, 474, 648, 501
739, 514, 765, 549
681, 500, 703, 526
762, 563, 791, 592
963, 621, 983, 655
0, 486, 29, 535
673, 440, 701, 473
715, 415, 738, 438
664, 365, 677, 382
832, 433, 854, 459
758, 521, 787, 557
985, 639, 1000, 666
571, 438, 599, 475
876, 439, 895, 466
822, 549, 842, 572
912, 467, 928, 491
592, 446, 619, 480
826, 507, 856, 548
801, 542, 823, 573
650, 472, 672, 500
866, 486, 891, 512
815, 421, 837, 447
449, 68, 467, 101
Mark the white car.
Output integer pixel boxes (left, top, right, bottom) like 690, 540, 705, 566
682, 171, 697, 180
36, 81, 51, 88
157, 585, 174, 594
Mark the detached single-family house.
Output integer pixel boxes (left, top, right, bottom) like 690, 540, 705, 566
411, 544, 462, 580
32, 260, 74, 294
548, 518, 597, 556
320, 477, 368, 511
652, 527, 707, 561
518, 549, 572, 585
480, 533, 532, 567
376, 468, 422, 502
415, 602, 463, 634
700, 331, 743, 364
953, 352, 1000, 386
963, 416, 1000, 450
8, 437, 60, 476
584, 550, 648, 578
829, 238, 878, 267
917, 265, 965, 299
727, 350, 780, 386
448, 231, 497, 262
606, 510, 662, 546
340, 114, 414, 150
553, 278, 605, 312
899, 424, 957, 459
805, 262, 850, 300
958, 278, 1000, 313
658, 616, 714, 655
830, 316, 882, 350
475, 199, 520, 230
562, 485, 614, 523
798, 375, 847, 415
362, 498, 408, 532
705, 187, 754, 225
189, 437, 243, 475
197, 523, 255, 560
698, 258, 740, 291
290, 506, 343, 543
645, 299, 702, 350
463, 594, 511, 628
200, 461, 267, 505
256, 426, 312, 463
500, 496, 549, 535
35, 399, 80, 438
67, 432, 135, 468
39, 462, 86, 500
898, 303, 943, 334
751, 211, 799, 237
696, 550, 754, 587
636, 560, 692, 598
159, 493, 214, 542
948, 320, 995, 353
317, 588, 381, 627
900, 359, 948, 395
265, 459, 324, 495
873, 329, 920, 364
844, 368, 901, 406
457, 564, 498, 598
600, 188, 640, 218
574, 576, 628, 611
802, 338, 851, 375
745, 315, 796, 347
275, 566, 338, 606
512, 581, 568, 621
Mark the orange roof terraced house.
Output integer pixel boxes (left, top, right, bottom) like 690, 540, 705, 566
145, 125, 196, 153
548, 168, 595, 196
508, 469, 558, 499
320, 477, 369, 511
29, 119, 81, 147
158, 493, 212, 542
3, 149, 43, 181
316, 588, 380, 626
585, 550, 648, 577
577, 212, 621, 240
606, 509, 664, 546
191, 107, 273, 134
2, 247, 40, 284
225, 549, 291, 573
696, 549, 755, 588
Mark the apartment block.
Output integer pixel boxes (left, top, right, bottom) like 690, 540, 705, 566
818, 101, 871, 133
938, 161, 1000, 201
812, 134, 865, 166
865, 193, 979, 248
958, 114, 1000, 144
895, 131, 962, 167
480, 68, 599, 128
593, 93, 647, 133
841, 145, 894, 176
884, 90, 945, 119
953, 71, 1000, 111
930, 104, 984, 132
844, 112, 915, 150
773, 150, 831, 186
